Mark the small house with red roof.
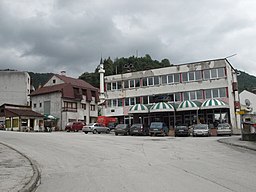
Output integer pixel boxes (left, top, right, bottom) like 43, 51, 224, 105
30, 73, 99, 130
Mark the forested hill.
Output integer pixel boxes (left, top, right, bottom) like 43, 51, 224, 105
237, 71, 256, 93
29, 72, 53, 90
29, 55, 256, 93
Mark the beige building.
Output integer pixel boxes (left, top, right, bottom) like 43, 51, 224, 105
102, 58, 240, 134
30, 74, 99, 130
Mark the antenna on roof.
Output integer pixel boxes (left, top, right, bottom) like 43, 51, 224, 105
225, 54, 237, 59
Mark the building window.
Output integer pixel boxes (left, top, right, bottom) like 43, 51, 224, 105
130, 97, 135, 105
167, 74, 174, 84
63, 101, 77, 112
182, 72, 188, 82
203, 68, 225, 80
204, 70, 211, 80
195, 71, 202, 80
205, 89, 212, 99
142, 96, 148, 104
53, 79, 56, 84
124, 80, 129, 89
212, 88, 219, 98
107, 83, 111, 91
174, 73, 180, 83
39, 103, 42, 108
149, 95, 155, 103
154, 76, 160, 85
188, 72, 195, 81
148, 77, 153, 86
90, 105, 96, 111
142, 78, 147, 86
118, 99, 123, 106
130, 79, 135, 88
117, 81, 122, 90
136, 97, 140, 104
161, 75, 167, 84
219, 88, 226, 97
174, 93, 181, 101
82, 104, 86, 110
135, 79, 140, 87
196, 90, 203, 99
218, 68, 225, 77
112, 82, 117, 90
113, 99, 117, 106
33, 103, 37, 108
125, 98, 129, 106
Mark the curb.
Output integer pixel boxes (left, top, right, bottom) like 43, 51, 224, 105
0, 142, 41, 192
217, 138, 256, 152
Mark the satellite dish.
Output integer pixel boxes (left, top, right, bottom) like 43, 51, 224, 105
245, 99, 251, 106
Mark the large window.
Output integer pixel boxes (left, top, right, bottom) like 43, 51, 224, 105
142, 96, 148, 104
161, 75, 167, 84
205, 88, 227, 99
63, 101, 77, 112
183, 90, 203, 101
203, 68, 225, 80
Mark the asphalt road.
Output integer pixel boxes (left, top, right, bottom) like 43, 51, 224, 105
0, 131, 256, 192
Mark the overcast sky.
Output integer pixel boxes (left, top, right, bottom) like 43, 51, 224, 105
0, 0, 255, 78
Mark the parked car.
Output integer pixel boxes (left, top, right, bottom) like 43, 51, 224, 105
217, 123, 232, 136
175, 125, 190, 137
82, 123, 110, 134
130, 124, 149, 136
114, 124, 130, 136
149, 122, 168, 136
65, 121, 84, 132
192, 124, 210, 137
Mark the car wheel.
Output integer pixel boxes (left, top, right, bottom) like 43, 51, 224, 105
93, 129, 97, 134
84, 132, 88, 134
115, 132, 118, 136
106, 129, 110, 134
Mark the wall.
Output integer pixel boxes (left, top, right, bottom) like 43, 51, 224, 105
0, 71, 30, 106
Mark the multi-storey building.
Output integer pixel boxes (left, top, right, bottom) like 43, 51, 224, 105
102, 58, 240, 134
30, 73, 99, 130
0, 70, 31, 106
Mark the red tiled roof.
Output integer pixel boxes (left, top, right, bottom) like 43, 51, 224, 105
6, 108, 44, 118
55, 74, 98, 90
30, 83, 66, 96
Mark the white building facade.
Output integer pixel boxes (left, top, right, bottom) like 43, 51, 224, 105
30, 74, 99, 130
102, 58, 240, 134
0, 70, 31, 106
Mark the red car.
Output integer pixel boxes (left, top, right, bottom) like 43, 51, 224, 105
65, 121, 85, 132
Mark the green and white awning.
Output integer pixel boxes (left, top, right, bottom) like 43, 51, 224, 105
177, 100, 199, 111
150, 102, 175, 112
201, 98, 228, 109
129, 104, 149, 114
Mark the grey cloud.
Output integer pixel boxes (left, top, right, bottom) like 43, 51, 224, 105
0, 0, 256, 77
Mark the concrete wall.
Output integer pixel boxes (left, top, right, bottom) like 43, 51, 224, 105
0, 71, 30, 106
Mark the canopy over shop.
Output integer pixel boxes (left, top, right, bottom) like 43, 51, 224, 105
128, 98, 229, 128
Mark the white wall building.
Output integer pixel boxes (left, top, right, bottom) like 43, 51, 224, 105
0, 70, 31, 106
239, 90, 256, 114
102, 58, 240, 134
30, 74, 99, 130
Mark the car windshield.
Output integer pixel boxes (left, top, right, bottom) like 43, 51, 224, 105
218, 124, 230, 129
176, 126, 187, 130
88, 123, 95, 126
194, 124, 208, 129
131, 124, 142, 128
116, 124, 127, 129
150, 123, 163, 128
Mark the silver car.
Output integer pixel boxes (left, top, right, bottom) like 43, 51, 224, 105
217, 123, 232, 136
192, 124, 210, 137
82, 123, 110, 134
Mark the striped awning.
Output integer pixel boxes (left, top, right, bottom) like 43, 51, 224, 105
150, 102, 175, 112
177, 100, 200, 111
129, 104, 149, 114
201, 98, 228, 109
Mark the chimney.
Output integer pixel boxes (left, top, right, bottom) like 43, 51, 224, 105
60, 71, 66, 76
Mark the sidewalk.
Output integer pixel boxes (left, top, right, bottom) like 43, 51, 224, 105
0, 142, 40, 192
218, 136, 256, 151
